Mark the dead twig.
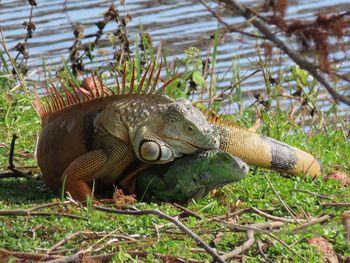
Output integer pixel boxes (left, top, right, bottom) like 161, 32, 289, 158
29, 201, 69, 212
173, 203, 204, 220
94, 205, 225, 263
322, 202, 350, 208
46, 250, 202, 263
48, 230, 139, 255
0, 209, 86, 220
263, 173, 301, 224
199, 0, 263, 39
251, 207, 300, 223
47, 231, 90, 254
0, 248, 60, 261
211, 207, 276, 221
215, 0, 350, 105
0, 133, 33, 180
83, 228, 120, 253
218, 221, 284, 260
292, 214, 332, 233
257, 240, 274, 263
2, 247, 201, 263
0, 169, 32, 179
291, 189, 334, 200
210, 69, 261, 102
8, 133, 18, 170
44, 253, 82, 263
342, 213, 350, 243
95, 250, 202, 263
223, 226, 255, 259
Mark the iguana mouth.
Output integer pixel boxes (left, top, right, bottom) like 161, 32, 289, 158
183, 141, 201, 150
180, 140, 214, 151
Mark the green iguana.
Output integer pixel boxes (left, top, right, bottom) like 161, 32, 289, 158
135, 149, 249, 203
34, 63, 322, 201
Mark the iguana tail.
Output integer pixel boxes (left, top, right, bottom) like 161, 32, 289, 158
212, 122, 323, 177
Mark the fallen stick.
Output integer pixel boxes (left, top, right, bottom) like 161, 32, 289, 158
0, 209, 86, 220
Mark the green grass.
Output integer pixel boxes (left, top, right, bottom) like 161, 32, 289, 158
0, 45, 350, 262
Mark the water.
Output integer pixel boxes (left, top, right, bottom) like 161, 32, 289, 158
1, 0, 349, 110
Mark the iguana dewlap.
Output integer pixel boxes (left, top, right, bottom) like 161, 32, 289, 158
35, 67, 219, 202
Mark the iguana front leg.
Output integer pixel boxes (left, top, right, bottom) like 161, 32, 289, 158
62, 139, 135, 202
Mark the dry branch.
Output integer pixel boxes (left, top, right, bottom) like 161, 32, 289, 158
0, 169, 32, 179
173, 203, 204, 220
257, 240, 274, 263
251, 207, 300, 223
263, 173, 301, 224
0, 209, 86, 220
214, 0, 350, 105
291, 189, 334, 200
323, 202, 350, 208
219, 221, 284, 260
0, 248, 60, 261
292, 214, 332, 232
94, 205, 225, 263
0, 133, 33, 180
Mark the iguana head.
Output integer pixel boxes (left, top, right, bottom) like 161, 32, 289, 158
136, 98, 220, 163
198, 150, 249, 183
172, 150, 249, 201
135, 149, 249, 203
161, 98, 219, 155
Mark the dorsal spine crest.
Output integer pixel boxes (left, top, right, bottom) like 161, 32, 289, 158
34, 62, 176, 119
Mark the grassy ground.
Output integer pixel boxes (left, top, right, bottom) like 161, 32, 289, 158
1, 29, 350, 263
1, 75, 349, 263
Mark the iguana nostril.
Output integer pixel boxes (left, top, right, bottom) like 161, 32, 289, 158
242, 163, 249, 173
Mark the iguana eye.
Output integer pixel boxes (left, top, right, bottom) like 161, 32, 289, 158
186, 124, 194, 133
199, 172, 211, 185
139, 141, 160, 162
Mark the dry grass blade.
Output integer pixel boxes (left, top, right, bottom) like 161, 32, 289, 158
263, 173, 301, 224
0, 28, 27, 91
251, 207, 301, 223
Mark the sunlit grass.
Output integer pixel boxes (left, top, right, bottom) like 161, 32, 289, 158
0, 33, 349, 262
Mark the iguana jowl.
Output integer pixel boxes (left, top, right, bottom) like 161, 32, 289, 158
34, 64, 219, 201
34, 64, 322, 201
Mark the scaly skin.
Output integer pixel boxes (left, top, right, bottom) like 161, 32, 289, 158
135, 149, 248, 203
211, 121, 322, 177
35, 68, 219, 202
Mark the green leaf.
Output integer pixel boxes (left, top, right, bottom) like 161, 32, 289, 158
290, 65, 308, 85
192, 71, 205, 88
